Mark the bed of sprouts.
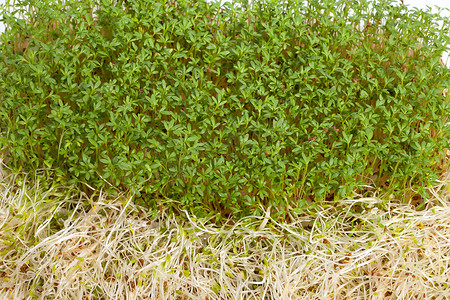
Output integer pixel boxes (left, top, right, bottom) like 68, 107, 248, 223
1, 1, 450, 297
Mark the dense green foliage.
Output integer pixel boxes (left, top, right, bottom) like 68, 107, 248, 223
0, 0, 449, 219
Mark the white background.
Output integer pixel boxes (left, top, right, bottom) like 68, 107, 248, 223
0, 0, 449, 63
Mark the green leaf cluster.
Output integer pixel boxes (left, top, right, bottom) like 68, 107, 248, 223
1, 0, 449, 220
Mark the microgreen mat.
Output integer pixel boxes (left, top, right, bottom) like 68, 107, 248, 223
0, 0, 449, 221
